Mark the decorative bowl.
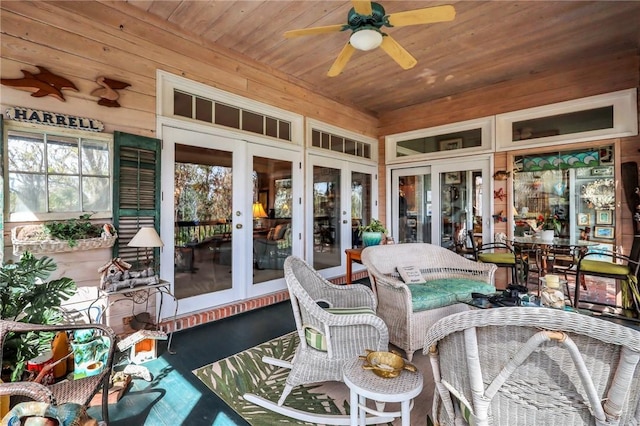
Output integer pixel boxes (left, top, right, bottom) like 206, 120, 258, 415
359, 349, 417, 378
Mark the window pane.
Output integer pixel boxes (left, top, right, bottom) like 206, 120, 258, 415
9, 173, 46, 213
48, 175, 80, 212
215, 103, 240, 128
242, 110, 263, 134
396, 128, 482, 157
279, 121, 291, 141
174, 90, 192, 118
8, 131, 44, 172
195, 97, 213, 123
83, 176, 110, 211
82, 140, 109, 176
513, 107, 614, 141
48, 136, 78, 174
265, 117, 278, 138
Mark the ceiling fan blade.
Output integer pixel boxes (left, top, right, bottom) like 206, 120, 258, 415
328, 43, 356, 77
380, 36, 417, 70
387, 5, 456, 27
351, 0, 373, 16
284, 24, 345, 38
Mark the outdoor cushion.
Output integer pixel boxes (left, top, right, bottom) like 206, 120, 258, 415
409, 278, 496, 312
478, 252, 516, 265
580, 259, 630, 276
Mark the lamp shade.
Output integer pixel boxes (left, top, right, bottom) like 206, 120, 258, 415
350, 29, 383, 51
127, 227, 164, 248
252, 202, 268, 219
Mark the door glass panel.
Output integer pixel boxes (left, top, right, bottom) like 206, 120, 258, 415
253, 157, 292, 284
174, 144, 233, 299
313, 166, 341, 270
440, 170, 481, 250
351, 172, 372, 247
397, 174, 432, 244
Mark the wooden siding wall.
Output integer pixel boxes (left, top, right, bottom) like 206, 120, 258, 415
0, 1, 377, 333
0, 1, 378, 138
377, 51, 640, 261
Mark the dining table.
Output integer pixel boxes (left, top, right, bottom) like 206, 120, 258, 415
507, 235, 600, 276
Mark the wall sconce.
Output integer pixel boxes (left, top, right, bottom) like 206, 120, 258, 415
493, 170, 511, 180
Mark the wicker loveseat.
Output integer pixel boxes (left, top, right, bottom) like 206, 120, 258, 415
361, 243, 497, 361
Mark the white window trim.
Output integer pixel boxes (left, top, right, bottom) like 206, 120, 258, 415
306, 118, 378, 165
384, 116, 494, 164
3, 121, 113, 222
495, 88, 638, 151
156, 70, 304, 145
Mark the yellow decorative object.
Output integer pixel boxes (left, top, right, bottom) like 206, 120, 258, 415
359, 349, 417, 378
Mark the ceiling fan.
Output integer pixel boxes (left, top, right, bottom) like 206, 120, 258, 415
284, 1, 456, 77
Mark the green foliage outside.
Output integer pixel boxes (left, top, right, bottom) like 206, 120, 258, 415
0, 252, 76, 381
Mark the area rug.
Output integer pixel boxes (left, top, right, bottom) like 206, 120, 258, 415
193, 332, 434, 425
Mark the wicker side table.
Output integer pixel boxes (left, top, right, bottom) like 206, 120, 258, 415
343, 357, 423, 426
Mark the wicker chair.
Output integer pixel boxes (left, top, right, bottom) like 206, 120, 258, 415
0, 320, 116, 424
424, 307, 640, 425
361, 243, 496, 361
276, 255, 388, 406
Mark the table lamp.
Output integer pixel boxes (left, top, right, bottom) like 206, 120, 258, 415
252, 201, 268, 229
128, 227, 164, 273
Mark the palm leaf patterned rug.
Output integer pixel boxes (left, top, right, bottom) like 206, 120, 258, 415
193, 332, 434, 425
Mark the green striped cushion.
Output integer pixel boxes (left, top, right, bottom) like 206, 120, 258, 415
325, 307, 376, 315
580, 259, 630, 276
303, 306, 376, 351
478, 252, 515, 265
304, 327, 327, 351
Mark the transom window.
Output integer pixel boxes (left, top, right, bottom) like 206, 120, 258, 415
6, 129, 112, 219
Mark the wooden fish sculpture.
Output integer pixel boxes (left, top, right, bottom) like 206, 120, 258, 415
1, 66, 77, 101
91, 76, 131, 107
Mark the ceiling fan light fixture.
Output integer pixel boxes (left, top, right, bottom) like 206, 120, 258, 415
349, 29, 382, 51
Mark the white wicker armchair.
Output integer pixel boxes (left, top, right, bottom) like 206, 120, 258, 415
361, 243, 496, 361
275, 256, 389, 406
424, 307, 640, 425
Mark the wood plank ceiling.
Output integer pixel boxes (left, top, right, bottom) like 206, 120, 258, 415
128, 1, 640, 117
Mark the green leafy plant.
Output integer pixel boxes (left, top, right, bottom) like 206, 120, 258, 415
358, 218, 388, 235
43, 214, 103, 247
0, 252, 76, 381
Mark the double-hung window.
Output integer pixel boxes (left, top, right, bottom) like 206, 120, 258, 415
6, 127, 112, 221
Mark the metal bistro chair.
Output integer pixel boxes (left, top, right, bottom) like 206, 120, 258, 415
0, 320, 116, 424
469, 231, 523, 286
424, 307, 640, 425
574, 234, 640, 312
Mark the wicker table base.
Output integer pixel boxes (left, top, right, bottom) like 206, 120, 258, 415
343, 357, 423, 426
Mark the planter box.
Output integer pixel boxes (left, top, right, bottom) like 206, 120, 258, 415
11, 225, 117, 255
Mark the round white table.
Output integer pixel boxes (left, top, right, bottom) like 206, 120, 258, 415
343, 357, 423, 426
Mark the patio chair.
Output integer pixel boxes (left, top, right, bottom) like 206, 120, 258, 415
574, 234, 640, 311
273, 255, 388, 406
0, 320, 116, 424
424, 307, 640, 425
468, 231, 523, 285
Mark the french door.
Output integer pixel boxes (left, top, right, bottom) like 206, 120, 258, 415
389, 156, 492, 248
161, 126, 301, 317
306, 155, 377, 278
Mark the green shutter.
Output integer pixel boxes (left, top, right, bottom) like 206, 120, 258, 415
112, 131, 161, 270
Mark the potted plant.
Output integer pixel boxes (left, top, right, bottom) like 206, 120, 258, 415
359, 219, 388, 247
0, 252, 77, 381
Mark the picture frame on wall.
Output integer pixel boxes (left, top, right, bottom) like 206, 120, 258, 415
594, 226, 614, 239
444, 172, 461, 185
595, 209, 612, 225
577, 213, 590, 226
439, 138, 462, 151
